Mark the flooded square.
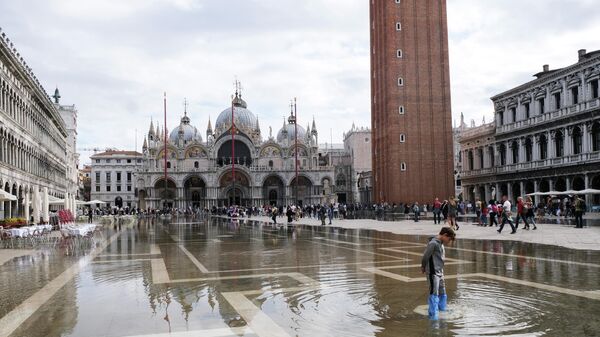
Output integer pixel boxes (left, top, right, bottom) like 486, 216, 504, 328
1, 216, 600, 337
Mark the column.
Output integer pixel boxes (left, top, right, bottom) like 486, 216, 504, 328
33, 187, 40, 224
533, 134, 540, 161
495, 183, 501, 201
42, 187, 49, 223
548, 179, 554, 192
583, 122, 590, 153
24, 191, 30, 223
564, 127, 572, 156
520, 181, 525, 198
533, 180, 540, 205
585, 175, 591, 211
518, 138, 525, 163
0, 199, 4, 221
484, 185, 490, 202
507, 183, 513, 202
566, 177, 572, 191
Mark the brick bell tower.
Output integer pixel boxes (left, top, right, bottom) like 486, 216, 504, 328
370, 0, 455, 204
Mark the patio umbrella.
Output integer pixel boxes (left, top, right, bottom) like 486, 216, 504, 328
0, 189, 17, 201
579, 188, 600, 194
24, 192, 30, 223
32, 188, 40, 224
42, 187, 49, 223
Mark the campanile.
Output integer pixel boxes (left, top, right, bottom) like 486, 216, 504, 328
370, 0, 454, 204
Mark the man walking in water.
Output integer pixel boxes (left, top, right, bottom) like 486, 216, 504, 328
421, 227, 456, 320
498, 195, 516, 234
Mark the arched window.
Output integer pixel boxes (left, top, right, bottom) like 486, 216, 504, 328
166, 161, 171, 169
593, 123, 600, 152
488, 146, 495, 167
539, 134, 548, 160
555, 131, 564, 157
268, 160, 273, 168
478, 148, 484, 169
194, 161, 199, 168
511, 141, 519, 163
400, 162, 407, 171
572, 126, 582, 154
525, 137, 533, 162
467, 151, 474, 170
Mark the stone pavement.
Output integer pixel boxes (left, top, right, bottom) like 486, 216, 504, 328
246, 215, 600, 251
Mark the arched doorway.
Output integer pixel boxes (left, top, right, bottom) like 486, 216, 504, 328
290, 176, 313, 206
524, 181, 535, 195
219, 170, 251, 206
572, 176, 585, 191
539, 180, 550, 193
184, 176, 206, 209
554, 177, 566, 192
592, 175, 600, 205
115, 196, 123, 208
512, 182, 521, 201
262, 175, 285, 206
154, 178, 177, 209
138, 190, 147, 210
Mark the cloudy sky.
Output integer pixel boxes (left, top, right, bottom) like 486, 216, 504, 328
1, 0, 599, 164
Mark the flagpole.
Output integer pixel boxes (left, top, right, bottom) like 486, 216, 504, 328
231, 91, 236, 207
294, 98, 298, 206
164, 92, 168, 209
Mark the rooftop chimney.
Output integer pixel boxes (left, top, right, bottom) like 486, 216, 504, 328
543, 64, 549, 72
578, 49, 587, 61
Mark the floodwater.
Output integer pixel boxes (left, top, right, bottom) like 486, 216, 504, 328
1, 216, 600, 337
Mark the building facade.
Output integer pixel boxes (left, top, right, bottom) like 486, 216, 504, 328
0, 28, 71, 221
343, 124, 372, 203
370, 0, 454, 204
135, 91, 336, 210
460, 49, 600, 207
90, 151, 142, 209
53, 88, 80, 201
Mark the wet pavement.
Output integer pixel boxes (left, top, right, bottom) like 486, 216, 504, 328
1, 216, 600, 337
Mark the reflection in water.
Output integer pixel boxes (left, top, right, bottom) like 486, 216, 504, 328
1, 216, 600, 336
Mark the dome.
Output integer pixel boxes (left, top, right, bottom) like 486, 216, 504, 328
277, 123, 306, 143
215, 106, 258, 133
169, 115, 202, 143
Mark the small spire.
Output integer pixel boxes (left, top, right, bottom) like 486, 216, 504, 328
207, 116, 212, 132
52, 87, 61, 104
311, 116, 317, 134
183, 98, 188, 116
281, 117, 287, 133
142, 137, 148, 149
149, 118, 155, 135
255, 115, 260, 131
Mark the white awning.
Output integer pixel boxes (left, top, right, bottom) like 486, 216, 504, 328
0, 190, 17, 201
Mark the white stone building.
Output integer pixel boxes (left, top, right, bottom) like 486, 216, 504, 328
135, 90, 336, 209
53, 88, 80, 201
90, 151, 142, 209
0, 28, 75, 222
460, 49, 600, 207
342, 124, 372, 203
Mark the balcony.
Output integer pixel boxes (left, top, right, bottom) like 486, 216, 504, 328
461, 151, 600, 177
497, 98, 600, 135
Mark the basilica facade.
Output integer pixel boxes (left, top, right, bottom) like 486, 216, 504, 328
135, 92, 337, 209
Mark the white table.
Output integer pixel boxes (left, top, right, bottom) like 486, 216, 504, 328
68, 224, 96, 236
7, 225, 51, 237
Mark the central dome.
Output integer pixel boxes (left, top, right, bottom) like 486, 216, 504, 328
215, 95, 258, 133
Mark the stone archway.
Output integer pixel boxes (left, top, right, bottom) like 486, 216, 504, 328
572, 176, 585, 191
555, 177, 567, 192
154, 178, 177, 209
262, 175, 285, 206
219, 170, 251, 206
184, 175, 206, 209
290, 176, 313, 206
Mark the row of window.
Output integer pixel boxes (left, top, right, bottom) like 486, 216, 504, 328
0, 131, 66, 182
94, 171, 133, 182
498, 79, 600, 125
465, 123, 600, 170
94, 158, 141, 164
0, 77, 66, 158
95, 185, 132, 192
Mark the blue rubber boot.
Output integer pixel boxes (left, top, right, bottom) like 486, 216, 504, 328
428, 295, 439, 320
438, 294, 447, 311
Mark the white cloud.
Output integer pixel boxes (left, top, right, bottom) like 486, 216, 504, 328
1, 1, 598, 164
